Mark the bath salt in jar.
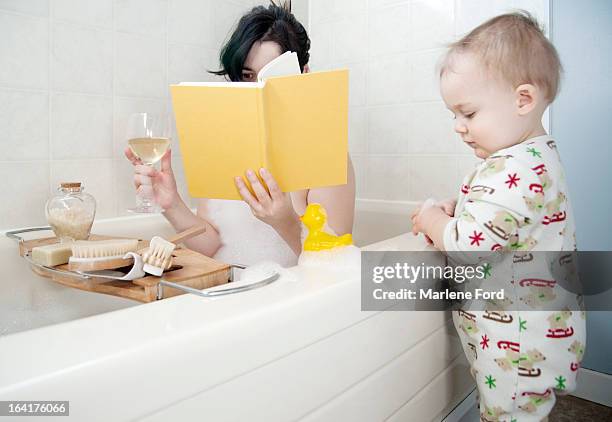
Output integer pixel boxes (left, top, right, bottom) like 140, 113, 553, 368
45, 182, 96, 242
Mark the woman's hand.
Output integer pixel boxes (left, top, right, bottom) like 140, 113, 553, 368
234, 168, 299, 231
125, 147, 180, 211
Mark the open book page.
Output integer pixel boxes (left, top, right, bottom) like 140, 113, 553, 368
177, 81, 259, 87
170, 85, 265, 199
170, 57, 348, 199
258, 51, 301, 82
263, 70, 349, 191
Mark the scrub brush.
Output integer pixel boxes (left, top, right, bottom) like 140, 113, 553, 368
141, 225, 207, 276
69, 238, 140, 272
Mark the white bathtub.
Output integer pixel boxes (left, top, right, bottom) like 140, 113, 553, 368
0, 209, 472, 421
353, 199, 416, 246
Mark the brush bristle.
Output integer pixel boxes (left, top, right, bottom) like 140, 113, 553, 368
142, 236, 175, 270
71, 239, 139, 259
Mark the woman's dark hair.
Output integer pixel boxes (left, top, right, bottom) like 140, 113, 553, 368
210, 1, 310, 82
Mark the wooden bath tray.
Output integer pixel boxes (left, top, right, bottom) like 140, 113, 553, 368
12, 231, 232, 303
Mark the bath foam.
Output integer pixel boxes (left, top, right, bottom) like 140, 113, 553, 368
239, 261, 297, 284
298, 244, 361, 273
206, 199, 297, 267
202, 261, 294, 295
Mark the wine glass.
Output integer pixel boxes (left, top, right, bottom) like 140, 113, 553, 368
126, 113, 171, 213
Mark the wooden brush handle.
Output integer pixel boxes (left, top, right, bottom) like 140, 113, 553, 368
168, 225, 207, 246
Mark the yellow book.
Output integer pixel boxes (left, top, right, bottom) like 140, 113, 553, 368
170, 55, 348, 200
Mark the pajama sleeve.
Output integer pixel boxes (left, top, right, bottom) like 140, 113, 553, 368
443, 156, 541, 255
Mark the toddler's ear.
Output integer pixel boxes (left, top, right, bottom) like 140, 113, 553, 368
515, 84, 539, 115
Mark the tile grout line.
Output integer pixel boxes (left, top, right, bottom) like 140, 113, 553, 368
0, 85, 166, 101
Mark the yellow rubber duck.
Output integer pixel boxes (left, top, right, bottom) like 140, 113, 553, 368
300, 203, 353, 251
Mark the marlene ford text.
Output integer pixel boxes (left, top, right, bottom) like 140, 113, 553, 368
372, 288, 506, 301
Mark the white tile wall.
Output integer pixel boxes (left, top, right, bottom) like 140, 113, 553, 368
455, 0, 548, 37
311, 0, 549, 205
51, 94, 113, 160
0, 90, 49, 161
53, 0, 113, 29
367, 53, 411, 105
114, 32, 166, 98
365, 156, 413, 200
411, 0, 454, 50
0, 0, 549, 228
348, 107, 367, 154
167, 44, 218, 85
0, 0, 49, 17
346, 62, 368, 106
52, 23, 113, 95
368, 3, 411, 57
167, 0, 214, 47
368, 105, 412, 154
0, 13, 48, 90
0, 0, 264, 229
409, 155, 458, 201
333, 13, 368, 63
0, 162, 50, 228
308, 20, 333, 70
113, 0, 167, 37
350, 155, 367, 198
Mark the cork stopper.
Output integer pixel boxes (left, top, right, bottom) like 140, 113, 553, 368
60, 182, 82, 189
58, 182, 84, 193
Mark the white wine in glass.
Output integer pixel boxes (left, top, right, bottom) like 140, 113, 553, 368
127, 113, 171, 213
128, 137, 171, 165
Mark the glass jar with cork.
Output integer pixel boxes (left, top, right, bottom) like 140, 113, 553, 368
45, 182, 96, 242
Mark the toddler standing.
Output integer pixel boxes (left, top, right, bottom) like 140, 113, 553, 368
411, 12, 586, 422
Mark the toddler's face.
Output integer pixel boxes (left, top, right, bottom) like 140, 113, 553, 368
440, 53, 525, 159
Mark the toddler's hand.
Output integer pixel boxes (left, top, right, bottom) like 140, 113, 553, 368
412, 198, 454, 250
411, 198, 437, 236
437, 198, 457, 217
411, 197, 456, 236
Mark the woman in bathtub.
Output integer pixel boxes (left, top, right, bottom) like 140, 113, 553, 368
125, 1, 355, 266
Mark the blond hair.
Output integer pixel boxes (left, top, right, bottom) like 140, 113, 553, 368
440, 11, 562, 103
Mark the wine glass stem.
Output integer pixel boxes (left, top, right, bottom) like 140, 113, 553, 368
138, 164, 155, 208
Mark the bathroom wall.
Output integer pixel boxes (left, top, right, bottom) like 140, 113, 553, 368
0, 0, 264, 229
308, 0, 549, 214
0, 0, 551, 230
551, 0, 612, 375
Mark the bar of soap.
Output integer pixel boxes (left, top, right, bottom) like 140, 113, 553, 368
31, 242, 74, 267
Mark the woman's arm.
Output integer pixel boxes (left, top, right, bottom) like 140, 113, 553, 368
127, 147, 221, 257
235, 156, 356, 254
162, 198, 222, 257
